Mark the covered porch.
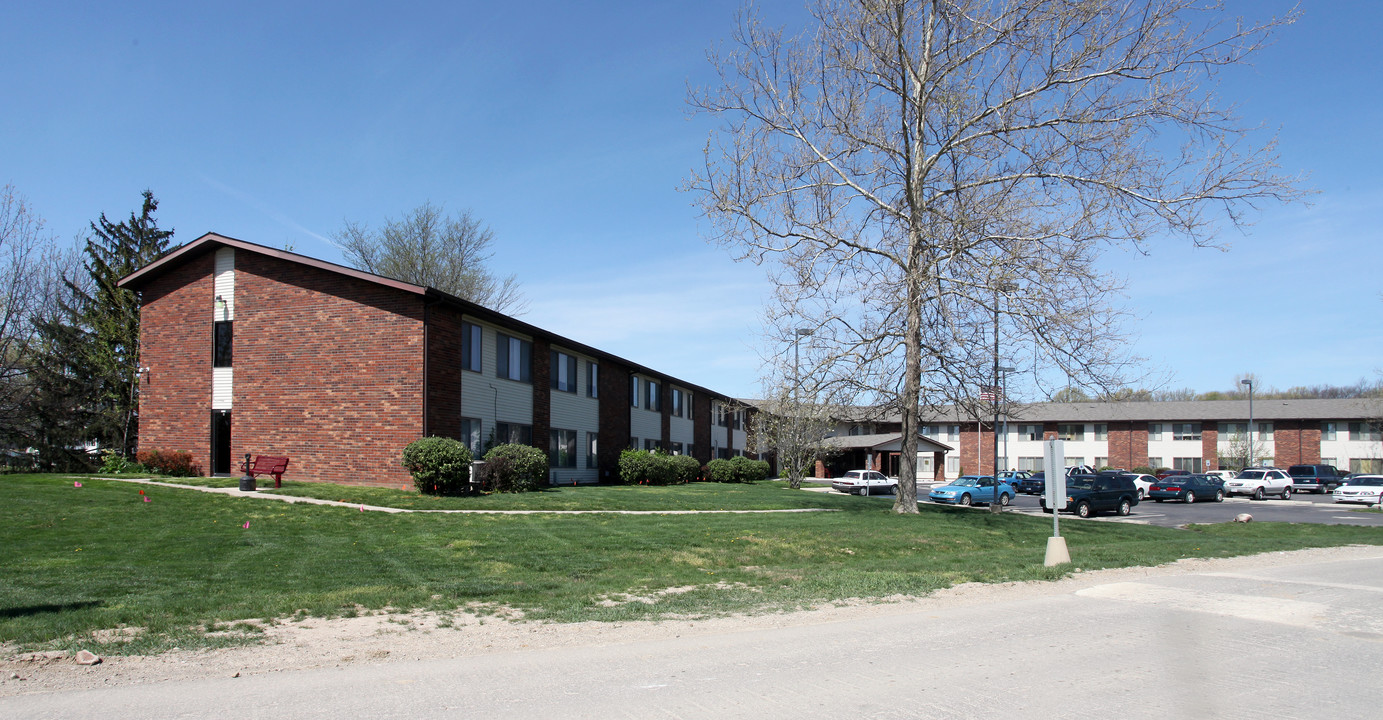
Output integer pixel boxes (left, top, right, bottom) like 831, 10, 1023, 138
815, 433, 952, 483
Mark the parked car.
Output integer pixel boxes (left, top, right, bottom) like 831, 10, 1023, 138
1155, 468, 1192, 480
928, 476, 1014, 506
1224, 467, 1294, 500
1094, 470, 1153, 499
1204, 470, 1238, 483
1040, 473, 1141, 518
1149, 474, 1225, 503
1017, 472, 1046, 495
1287, 464, 1349, 494
831, 470, 897, 496
1332, 475, 1383, 505
997, 470, 1032, 484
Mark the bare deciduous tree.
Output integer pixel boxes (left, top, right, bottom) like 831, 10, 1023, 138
688, 0, 1305, 513
748, 385, 841, 489
336, 202, 527, 315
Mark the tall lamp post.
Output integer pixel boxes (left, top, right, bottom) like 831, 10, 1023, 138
793, 328, 813, 483
996, 364, 1016, 480
991, 282, 1019, 513
1241, 378, 1254, 469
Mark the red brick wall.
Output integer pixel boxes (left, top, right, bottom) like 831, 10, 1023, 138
1131, 424, 1149, 468
1300, 426, 1322, 464
1202, 427, 1220, 470
1273, 420, 1313, 466
137, 252, 216, 471
692, 391, 710, 463
234, 252, 425, 487
425, 303, 463, 440
597, 361, 631, 481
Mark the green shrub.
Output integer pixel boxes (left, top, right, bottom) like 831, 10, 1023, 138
401, 437, 473, 495
706, 458, 736, 483
135, 449, 201, 477
646, 452, 678, 485
483, 443, 549, 492
619, 449, 652, 484
729, 455, 769, 483
671, 454, 700, 484
100, 449, 148, 475
1132, 466, 1155, 475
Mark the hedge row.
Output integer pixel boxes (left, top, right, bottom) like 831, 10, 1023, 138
618, 450, 770, 485
402, 438, 550, 495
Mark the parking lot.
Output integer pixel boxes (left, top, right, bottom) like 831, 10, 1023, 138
806, 480, 1383, 528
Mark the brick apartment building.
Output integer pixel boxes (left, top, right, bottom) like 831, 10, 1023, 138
118, 233, 755, 487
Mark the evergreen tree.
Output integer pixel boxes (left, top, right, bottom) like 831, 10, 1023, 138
29, 191, 172, 464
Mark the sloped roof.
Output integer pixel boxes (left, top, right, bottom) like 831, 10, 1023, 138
915, 398, 1380, 423
822, 432, 952, 454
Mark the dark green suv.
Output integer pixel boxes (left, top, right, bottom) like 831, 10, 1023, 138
1040, 473, 1141, 518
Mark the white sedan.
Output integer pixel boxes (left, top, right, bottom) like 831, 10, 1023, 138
831, 470, 897, 496
1333, 475, 1383, 505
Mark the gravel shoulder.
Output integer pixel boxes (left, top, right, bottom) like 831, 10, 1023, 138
4, 544, 1379, 697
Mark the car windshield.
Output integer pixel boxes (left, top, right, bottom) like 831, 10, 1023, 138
1347, 476, 1383, 486
954, 477, 982, 487
1237, 470, 1265, 480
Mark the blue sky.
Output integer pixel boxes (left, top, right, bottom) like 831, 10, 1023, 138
2, 1, 1378, 401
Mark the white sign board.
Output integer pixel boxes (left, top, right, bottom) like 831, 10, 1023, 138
1044, 439, 1066, 509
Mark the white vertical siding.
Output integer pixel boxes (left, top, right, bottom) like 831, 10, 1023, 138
213, 248, 234, 321
550, 350, 599, 483
212, 248, 233, 408
459, 319, 533, 445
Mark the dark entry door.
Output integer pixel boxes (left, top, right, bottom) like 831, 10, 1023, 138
210, 410, 232, 474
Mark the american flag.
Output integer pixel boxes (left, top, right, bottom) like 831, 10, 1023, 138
979, 386, 1002, 403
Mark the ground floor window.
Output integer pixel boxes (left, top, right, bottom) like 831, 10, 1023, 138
1017, 456, 1043, 472
1064, 456, 1085, 468
670, 441, 684, 455
1147, 456, 1163, 469
1350, 458, 1382, 474
644, 438, 659, 451
461, 418, 482, 456
1320, 457, 1336, 467
496, 422, 532, 446
1095, 456, 1109, 469
1172, 457, 1203, 472
550, 428, 577, 468
587, 433, 598, 468
946, 456, 960, 474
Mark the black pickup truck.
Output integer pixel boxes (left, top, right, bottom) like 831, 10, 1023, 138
1287, 464, 1349, 494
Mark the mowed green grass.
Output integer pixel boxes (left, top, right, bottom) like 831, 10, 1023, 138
3, 473, 1380, 656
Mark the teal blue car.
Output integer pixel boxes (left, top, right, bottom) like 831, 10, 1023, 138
928, 475, 1015, 506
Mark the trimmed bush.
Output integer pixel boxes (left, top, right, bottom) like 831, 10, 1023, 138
483, 443, 549, 492
1132, 466, 1155, 475
706, 458, 736, 483
135, 449, 202, 477
619, 449, 653, 485
402, 436, 473, 495
671, 454, 700, 484
730, 455, 770, 483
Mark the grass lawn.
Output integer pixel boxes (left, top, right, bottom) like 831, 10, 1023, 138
3, 473, 1381, 656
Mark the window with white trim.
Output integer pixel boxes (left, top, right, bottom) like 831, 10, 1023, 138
1058, 424, 1084, 442
1018, 424, 1041, 442
1172, 423, 1201, 441
1148, 423, 1163, 441
551, 351, 577, 393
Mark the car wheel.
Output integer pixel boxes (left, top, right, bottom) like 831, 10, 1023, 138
958, 493, 972, 507
1215, 490, 1225, 503
1000, 493, 1011, 507
1075, 501, 1093, 518
1117, 499, 1132, 516
1137, 488, 1145, 500
890, 484, 898, 496
1184, 491, 1196, 504
1253, 486, 1265, 501
1282, 486, 1292, 500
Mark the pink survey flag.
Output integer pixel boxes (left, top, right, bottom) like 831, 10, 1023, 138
243, 521, 250, 529
143, 496, 151, 503
74, 481, 82, 488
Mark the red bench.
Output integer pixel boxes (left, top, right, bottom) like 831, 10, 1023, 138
240, 455, 290, 488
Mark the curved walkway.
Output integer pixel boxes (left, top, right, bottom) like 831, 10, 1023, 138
97, 477, 841, 515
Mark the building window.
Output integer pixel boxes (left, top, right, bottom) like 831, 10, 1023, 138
1147, 456, 1163, 469
213, 321, 233, 367
629, 436, 639, 449
1350, 422, 1382, 442
644, 438, 659, 451
496, 334, 531, 382
1322, 422, 1336, 442
461, 418, 482, 456
733, 410, 743, 430
1173, 457, 1203, 472
670, 441, 684, 455
946, 456, 960, 473
715, 403, 727, 427
550, 428, 577, 468
1093, 424, 1108, 441
671, 388, 684, 418
587, 433, 598, 468
1258, 422, 1274, 441
1013, 425, 1037, 442
1172, 423, 1201, 441
1351, 459, 1383, 474
1218, 422, 1247, 436
495, 422, 532, 446
551, 351, 577, 393
646, 380, 661, 412
587, 363, 599, 398
1095, 456, 1109, 468
1017, 457, 1043, 471
1064, 456, 1085, 468
1320, 457, 1336, 468
461, 322, 482, 372
1148, 423, 1163, 441
1058, 424, 1084, 442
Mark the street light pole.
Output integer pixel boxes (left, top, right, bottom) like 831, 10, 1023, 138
1241, 378, 1254, 468
991, 282, 1018, 513
793, 328, 813, 485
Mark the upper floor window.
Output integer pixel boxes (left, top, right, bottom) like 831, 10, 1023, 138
1093, 424, 1108, 441
1018, 424, 1041, 441
1322, 422, 1337, 441
1258, 422, 1274, 441
461, 322, 482, 372
1218, 422, 1247, 436
1172, 423, 1201, 441
496, 334, 531, 382
1148, 423, 1163, 441
587, 363, 599, 398
671, 388, 684, 418
630, 375, 640, 408
1057, 424, 1084, 442
646, 379, 661, 412
213, 321, 233, 367
551, 351, 577, 393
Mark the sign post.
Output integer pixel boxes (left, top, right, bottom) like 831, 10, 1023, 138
1043, 439, 1070, 566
